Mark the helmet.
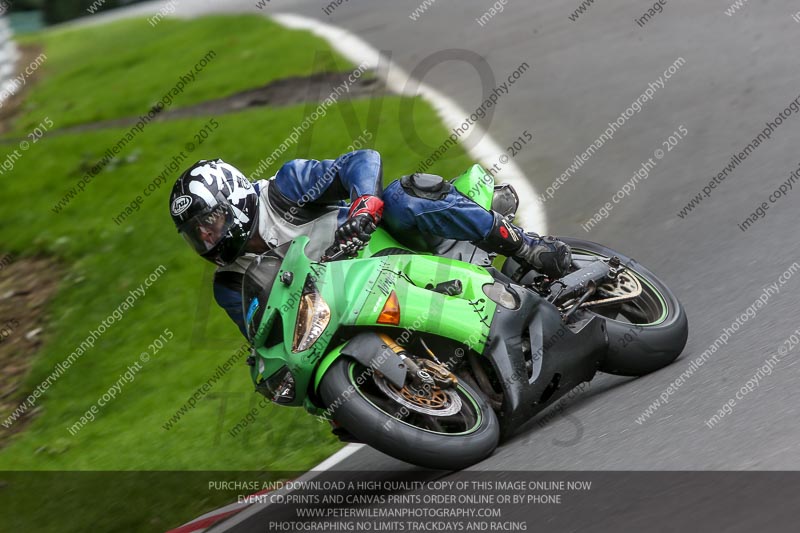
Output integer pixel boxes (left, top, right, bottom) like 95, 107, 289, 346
169, 159, 259, 266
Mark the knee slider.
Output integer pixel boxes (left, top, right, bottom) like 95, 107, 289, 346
491, 183, 519, 218
399, 173, 453, 201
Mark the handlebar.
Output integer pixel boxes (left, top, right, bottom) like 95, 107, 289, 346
321, 241, 361, 263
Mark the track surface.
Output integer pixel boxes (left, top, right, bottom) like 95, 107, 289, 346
88, 0, 800, 484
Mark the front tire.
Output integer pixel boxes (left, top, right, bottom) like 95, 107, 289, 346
561, 238, 688, 376
319, 358, 499, 470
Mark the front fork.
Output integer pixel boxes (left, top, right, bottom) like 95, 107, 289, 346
307, 332, 459, 417
379, 333, 457, 390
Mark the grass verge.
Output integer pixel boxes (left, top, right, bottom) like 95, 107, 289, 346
11, 15, 352, 133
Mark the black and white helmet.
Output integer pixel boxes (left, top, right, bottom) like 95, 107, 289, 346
169, 159, 259, 266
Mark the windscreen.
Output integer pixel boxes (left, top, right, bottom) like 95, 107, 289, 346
242, 243, 291, 340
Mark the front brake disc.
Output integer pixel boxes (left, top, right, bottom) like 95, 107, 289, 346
374, 375, 462, 417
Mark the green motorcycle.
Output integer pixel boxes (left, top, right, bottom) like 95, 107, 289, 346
242, 165, 688, 470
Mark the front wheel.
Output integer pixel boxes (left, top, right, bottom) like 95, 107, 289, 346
319, 358, 499, 470
561, 238, 688, 377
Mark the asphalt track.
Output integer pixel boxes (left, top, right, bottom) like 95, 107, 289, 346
71, 0, 800, 529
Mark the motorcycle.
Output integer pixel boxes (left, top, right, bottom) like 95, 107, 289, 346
241, 164, 688, 470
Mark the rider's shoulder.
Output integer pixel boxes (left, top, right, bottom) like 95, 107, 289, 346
216, 254, 256, 275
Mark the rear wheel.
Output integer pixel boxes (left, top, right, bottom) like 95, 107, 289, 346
561, 238, 688, 376
319, 357, 499, 470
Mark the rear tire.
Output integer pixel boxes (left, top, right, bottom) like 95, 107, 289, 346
560, 238, 688, 376
319, 358, 499, 470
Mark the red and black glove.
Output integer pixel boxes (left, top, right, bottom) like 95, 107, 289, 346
328, 195, 384, 257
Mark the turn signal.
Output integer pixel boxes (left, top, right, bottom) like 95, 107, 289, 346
377, 291, 401, 325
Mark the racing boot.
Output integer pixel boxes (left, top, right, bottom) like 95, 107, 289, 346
475, 212, 572, 279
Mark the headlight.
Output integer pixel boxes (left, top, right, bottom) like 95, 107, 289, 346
292, 276, 331, 352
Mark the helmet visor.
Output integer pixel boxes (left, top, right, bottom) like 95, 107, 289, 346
178, 204, 236, 256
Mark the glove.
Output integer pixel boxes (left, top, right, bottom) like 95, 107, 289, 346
347, 194, 384, 224
331, 195, 384, 253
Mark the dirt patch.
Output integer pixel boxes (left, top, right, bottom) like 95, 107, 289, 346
0, 43, 45, 136
53, 70, 386, 135
0, 254, 63, 448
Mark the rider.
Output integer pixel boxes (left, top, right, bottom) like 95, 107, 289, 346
169, 150, 571, 336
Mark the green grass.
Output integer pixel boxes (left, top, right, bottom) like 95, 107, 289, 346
4, 471, 289, 533
12, 15, 352, 133
0, 14, 474, 533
